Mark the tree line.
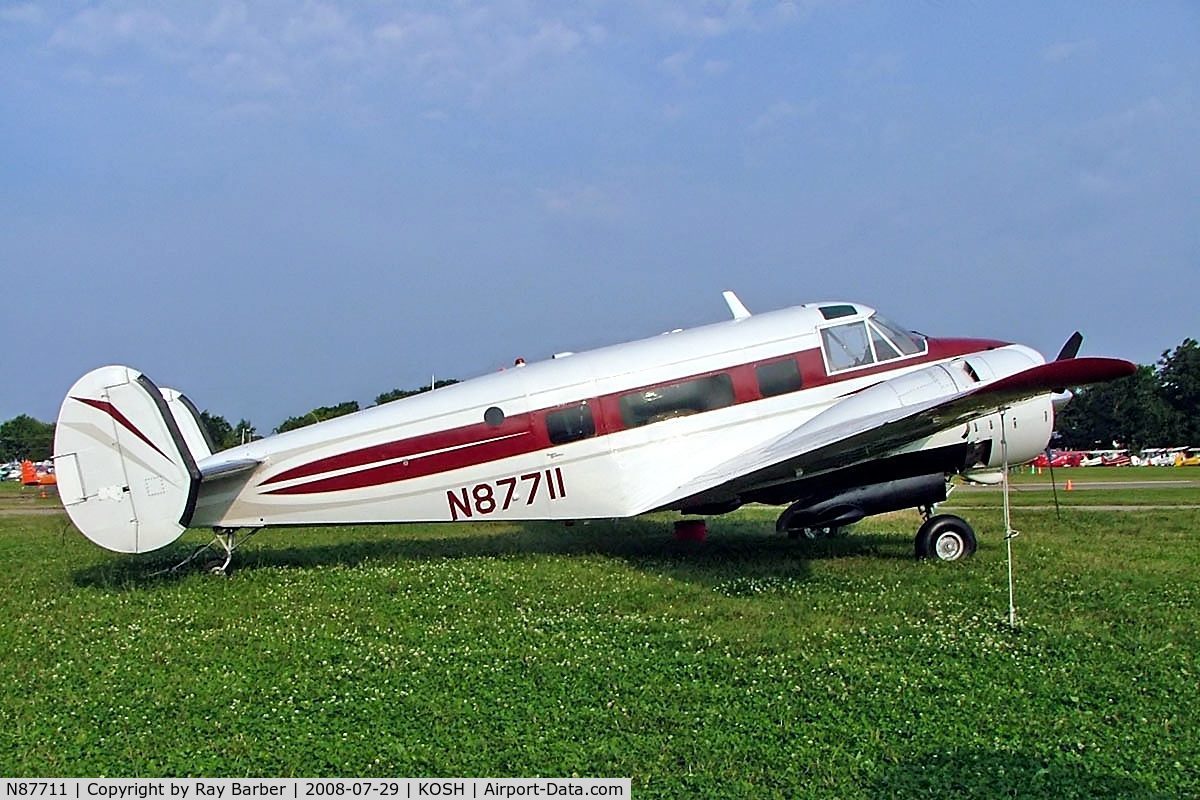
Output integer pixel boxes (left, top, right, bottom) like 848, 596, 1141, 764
1055, 338, 1199, 450
3, 339, 1196, 462
203, 379, 460, 448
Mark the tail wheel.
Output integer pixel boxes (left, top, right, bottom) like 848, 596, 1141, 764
915, 514, 977, 561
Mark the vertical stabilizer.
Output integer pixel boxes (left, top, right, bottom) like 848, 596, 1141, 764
54, 366, 200, 553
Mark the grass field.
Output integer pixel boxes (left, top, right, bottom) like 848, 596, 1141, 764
949, 465, 1200, 508
0, 482, 1198, 797
1006, 465, 1199, 484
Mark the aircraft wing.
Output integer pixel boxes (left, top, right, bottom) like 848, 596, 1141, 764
643, 356, 1135, 512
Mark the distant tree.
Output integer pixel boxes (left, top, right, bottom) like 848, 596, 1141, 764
0, 415, 55, 461
1158, 338, 1200, 443
375, 379, 459, 406
199, 412, 259, 451
1055, 365, 1172, 450
275, 401, 360, 434
200, 411, 235, 450
233, 419, 258, 445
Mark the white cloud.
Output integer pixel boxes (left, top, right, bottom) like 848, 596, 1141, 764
703, 59, 729, 76
49, 7, 177, 56
283, 2, 350, 45
0, 3, 42, 25
27, 2, 816, 109
1078, 169, 1118, 195
657, 0, 810, 39
371, 11, 592, 101
1042, 39, 1096, 64
748, 100, 799, 134
844, 51, 902, 85
537, 183, 624, 222
659, 50, 691, 78
188, 50, 292, 95
216, 100, 277, 120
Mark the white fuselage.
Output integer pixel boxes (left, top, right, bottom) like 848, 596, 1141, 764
191, 302, 1052, 529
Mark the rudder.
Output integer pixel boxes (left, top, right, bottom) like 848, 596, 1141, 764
160, 387, 214, 464
54, 366, 201, 553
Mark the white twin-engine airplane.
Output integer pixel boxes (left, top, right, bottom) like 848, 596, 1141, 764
54, 294, 1133, 571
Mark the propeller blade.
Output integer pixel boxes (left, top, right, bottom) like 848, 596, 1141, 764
1055, 331, 1083, 361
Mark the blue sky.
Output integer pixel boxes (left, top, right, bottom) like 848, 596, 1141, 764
3, 1, 1197, 430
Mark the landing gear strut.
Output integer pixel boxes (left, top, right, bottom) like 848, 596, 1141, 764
775, 503, 852, 540
782, 524, 844, 540
152, 527, 261, 576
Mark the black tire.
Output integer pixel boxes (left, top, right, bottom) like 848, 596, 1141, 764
783, 524, 843, 540
915, 514, 977, 561
805, 526, 844, 539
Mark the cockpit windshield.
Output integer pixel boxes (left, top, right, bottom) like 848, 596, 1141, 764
870, 315, 926, 356
819, 313, 927, 373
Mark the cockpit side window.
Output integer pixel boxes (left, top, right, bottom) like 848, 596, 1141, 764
869, 325, 901, 360
821, 322, 875, 371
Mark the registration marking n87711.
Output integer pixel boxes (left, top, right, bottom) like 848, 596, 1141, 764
446, 467, 567, 521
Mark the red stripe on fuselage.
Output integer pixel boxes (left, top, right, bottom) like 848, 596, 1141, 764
262, 417, 536, 486
261, 337, 1006, 496
264, 422, 540, 495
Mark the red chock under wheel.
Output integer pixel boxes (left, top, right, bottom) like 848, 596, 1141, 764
674, 519, 708, 542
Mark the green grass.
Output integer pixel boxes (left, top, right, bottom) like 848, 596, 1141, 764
951, 465, 1199, 507
1007, 465, 1199, 484
948, 487, 1199, 507
1, 506, 1197, 798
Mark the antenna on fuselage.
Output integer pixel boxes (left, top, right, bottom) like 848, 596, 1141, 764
722, 291, 752, 320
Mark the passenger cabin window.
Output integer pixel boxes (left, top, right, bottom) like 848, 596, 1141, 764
821, 322, 874, 371
545, 402, 595, 445
756, 359, 803, 398
619, 374, 735, 428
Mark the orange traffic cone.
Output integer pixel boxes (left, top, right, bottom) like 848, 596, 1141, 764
1065, 479, 1074, 492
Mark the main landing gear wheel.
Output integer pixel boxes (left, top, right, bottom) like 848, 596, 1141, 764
785, 525, 843, 540
915, 514, 977, 562
776, 507, 849, 540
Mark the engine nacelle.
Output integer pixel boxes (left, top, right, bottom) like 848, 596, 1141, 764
776, 473, 948, 531
964, 395, 1054, 471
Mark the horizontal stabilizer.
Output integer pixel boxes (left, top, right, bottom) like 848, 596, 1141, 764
199, 457, 261, 482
